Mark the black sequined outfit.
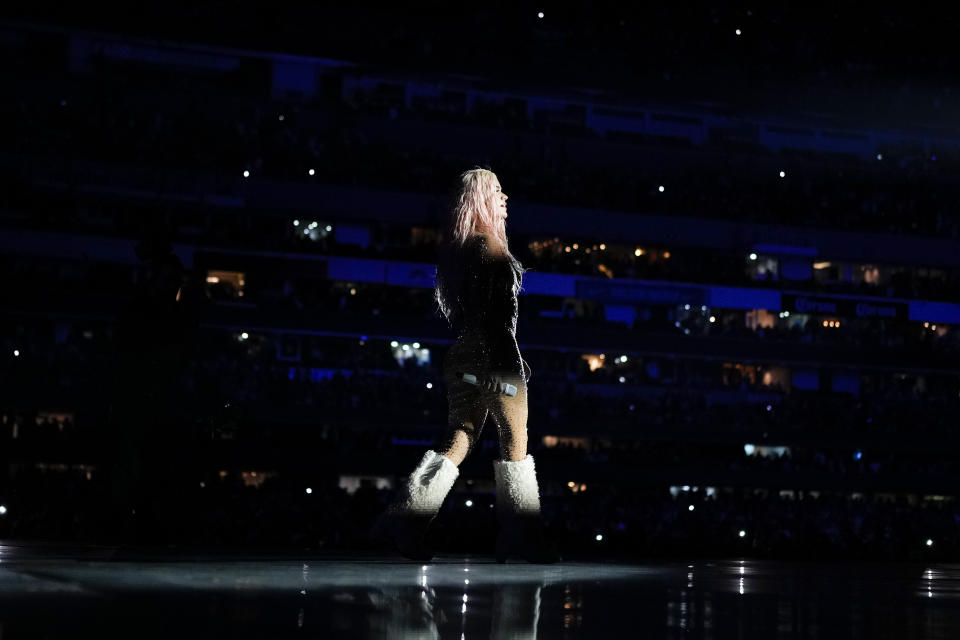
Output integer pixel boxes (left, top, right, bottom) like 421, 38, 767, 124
438, 234, 530, 384
436, 234, 532, 457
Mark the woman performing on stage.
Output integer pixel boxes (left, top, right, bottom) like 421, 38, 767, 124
372, 168, 560, 564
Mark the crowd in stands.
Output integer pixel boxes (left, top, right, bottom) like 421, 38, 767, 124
7, 56, 960, 243
16, 3, 960, 125
4, 316, 960, 448
4, 304, 960, 557
7, 252, 960, 394
8, 178, 960, 304
2, 449, 959, 562
5, 15, 960, 559
704, 311, 960, 358
194, 264, 960, 360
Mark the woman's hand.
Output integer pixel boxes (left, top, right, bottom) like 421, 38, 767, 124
476, 373, 505, 395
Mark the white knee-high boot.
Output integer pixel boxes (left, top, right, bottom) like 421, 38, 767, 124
371, 450, 459, 561
493, 454, 560, 563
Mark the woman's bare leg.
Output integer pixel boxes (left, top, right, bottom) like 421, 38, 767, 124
488, 374, 529, 461
438, 404, 489, 466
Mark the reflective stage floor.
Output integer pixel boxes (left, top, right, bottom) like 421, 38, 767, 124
1, 543, 959, 638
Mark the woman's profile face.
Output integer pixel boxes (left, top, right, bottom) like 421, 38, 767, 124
490, 177, 508, 220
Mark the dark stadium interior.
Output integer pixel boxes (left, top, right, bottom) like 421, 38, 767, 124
2, 6, 960, 638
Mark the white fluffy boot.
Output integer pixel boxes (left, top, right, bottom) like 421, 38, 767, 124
371, 450, 459, 561
493, 454, 560, 563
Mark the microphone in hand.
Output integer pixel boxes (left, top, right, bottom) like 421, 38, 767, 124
456, 371, 518, 397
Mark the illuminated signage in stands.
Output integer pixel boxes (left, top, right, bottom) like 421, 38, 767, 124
781, 294, 907, 320
575, 280, 708, 306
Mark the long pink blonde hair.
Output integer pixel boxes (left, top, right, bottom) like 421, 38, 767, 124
434, 168, 526, 327
445, 168, 510, 253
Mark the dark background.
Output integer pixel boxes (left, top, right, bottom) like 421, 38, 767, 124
1, 3, 960, 560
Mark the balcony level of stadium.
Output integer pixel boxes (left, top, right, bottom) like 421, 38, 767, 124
5, 20, 960, 240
